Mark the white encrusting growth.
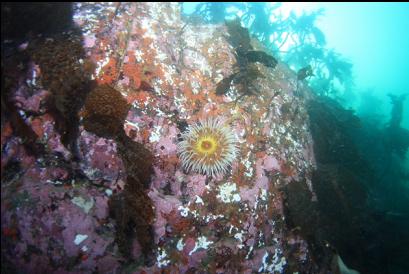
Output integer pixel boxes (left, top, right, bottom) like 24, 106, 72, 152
188, 236, 213, 256
217, 182, 241, 203
74, 234, 88, 245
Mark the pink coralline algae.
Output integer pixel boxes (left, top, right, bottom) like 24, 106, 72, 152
1, 2, 322, 273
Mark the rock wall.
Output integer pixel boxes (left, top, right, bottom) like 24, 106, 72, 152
1, 3, 327, 273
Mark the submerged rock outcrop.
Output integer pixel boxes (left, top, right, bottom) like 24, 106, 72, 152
2, 3, 371, 273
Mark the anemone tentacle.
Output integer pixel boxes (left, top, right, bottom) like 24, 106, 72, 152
177, 118, 238, 177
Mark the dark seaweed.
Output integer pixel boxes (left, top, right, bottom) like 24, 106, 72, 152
245, 50, 277, 68
297, 65, 314, 81
215, 74, 236, 96
83, 85, 156, 265
225, 17, 253, 56
215, 18, 277, 97
29, 29, 95, 158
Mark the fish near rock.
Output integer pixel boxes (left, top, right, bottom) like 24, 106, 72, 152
297, 65, 314, 81
245, 50, 278, 69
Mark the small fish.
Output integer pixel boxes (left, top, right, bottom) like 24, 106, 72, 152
297, 65, 314, 80
245, 50, 278, 68
215, 73, 236, 96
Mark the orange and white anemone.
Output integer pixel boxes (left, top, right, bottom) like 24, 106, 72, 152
178, 118, 238, 177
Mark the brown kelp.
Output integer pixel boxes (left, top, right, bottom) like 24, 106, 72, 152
83, 84, 155, 265
216, 18, 277, 98
29, 29, 95, 158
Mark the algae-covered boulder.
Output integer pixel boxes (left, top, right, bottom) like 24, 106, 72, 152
2, 3, 359, 273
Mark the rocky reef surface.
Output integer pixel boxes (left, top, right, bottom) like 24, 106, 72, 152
1, 3, 360, 273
